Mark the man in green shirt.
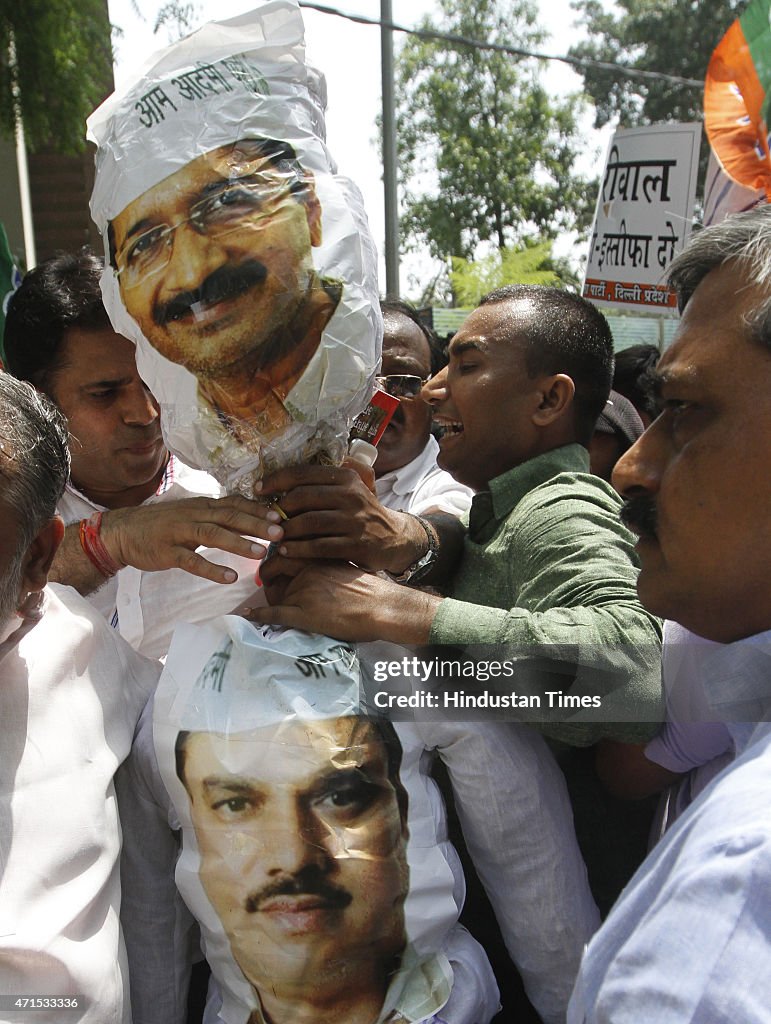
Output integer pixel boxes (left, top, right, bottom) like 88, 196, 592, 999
255, 285, 662, 748
255, 286, 663, 927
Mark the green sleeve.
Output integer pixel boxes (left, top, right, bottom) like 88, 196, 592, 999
429, 486, 663, 745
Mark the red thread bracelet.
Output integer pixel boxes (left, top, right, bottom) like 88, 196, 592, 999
79, 512, 123, 578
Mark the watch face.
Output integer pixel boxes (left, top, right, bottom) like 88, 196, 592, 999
394, 547, 437, 585
388, 515, 439, 583
410, 547, 438, 582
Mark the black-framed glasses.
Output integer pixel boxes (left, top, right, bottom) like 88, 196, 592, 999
115, 167, 297, 290
375, 374, 429, 399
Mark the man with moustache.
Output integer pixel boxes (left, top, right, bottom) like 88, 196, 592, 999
568, 206, 771, 1022
119, 612, 594, 1024
123, 621, 563, 1024
108, 137, 342, 444
0, 373, 160, 1021
175, 708, 411, 1024
373, 300, 472, 516
3, 250, 276, 659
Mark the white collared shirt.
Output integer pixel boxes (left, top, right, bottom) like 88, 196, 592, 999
375, 437, 473, 516
0, 585, 160, 1022
569, 629, 771, 1023
58, 457, 266, 660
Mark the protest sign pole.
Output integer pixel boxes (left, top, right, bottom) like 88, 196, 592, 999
381, 0, 400, 297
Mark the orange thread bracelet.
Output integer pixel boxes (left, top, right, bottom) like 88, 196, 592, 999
79, 512, 123, 578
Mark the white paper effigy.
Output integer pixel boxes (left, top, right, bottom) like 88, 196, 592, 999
154, 619, 457, 1024
88, 0, 381, 492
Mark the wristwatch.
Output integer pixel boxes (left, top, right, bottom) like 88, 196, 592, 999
389, 514, 439, 584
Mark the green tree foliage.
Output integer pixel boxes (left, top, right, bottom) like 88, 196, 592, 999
393, 0, 595, 268
0, 1, 196, 153
569, 0, 748, 129
449, 238, 579, 305
0, 0, 112, 152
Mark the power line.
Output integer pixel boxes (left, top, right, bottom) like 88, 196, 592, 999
298, 1, 704, 89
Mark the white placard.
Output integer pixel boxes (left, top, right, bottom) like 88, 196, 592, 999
583, 123, 702, 313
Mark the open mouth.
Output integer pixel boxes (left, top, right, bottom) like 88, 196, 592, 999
432, 419, 464, 441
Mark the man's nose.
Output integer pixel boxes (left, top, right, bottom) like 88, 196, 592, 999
421, 367, 448, 406
161, 221, 221, 293
122, 380, 160, 427
611, 418, 665, 497
262, 804, 334, 878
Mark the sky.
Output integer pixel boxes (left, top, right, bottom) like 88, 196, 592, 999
106, 0, 608, 297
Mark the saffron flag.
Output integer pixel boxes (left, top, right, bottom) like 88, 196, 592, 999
704, 0, 771, 197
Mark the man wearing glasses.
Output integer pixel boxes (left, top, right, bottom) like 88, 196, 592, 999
3, 249, 276, 660
374, 300, 472, 517
108, 137, 342, 444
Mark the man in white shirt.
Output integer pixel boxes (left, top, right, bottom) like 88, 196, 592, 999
569, 205, 771, 1022
374, 301, 472, 517
0, 373, 161, 1022
3, 249, 276, 659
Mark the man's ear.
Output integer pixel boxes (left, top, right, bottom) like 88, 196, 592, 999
20, 516, 65, 595
532, 374, 575, 427
301, 172, 323, 247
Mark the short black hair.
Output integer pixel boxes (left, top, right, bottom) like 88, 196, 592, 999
380, 298, 446, 377
612, 344, 661, 421
4, 248, 111, 393
479, 285, 614, 444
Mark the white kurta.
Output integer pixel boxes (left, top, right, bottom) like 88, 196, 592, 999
58, 457, 266, 660
0, 585, 161, 1023
375, 437, 473, 517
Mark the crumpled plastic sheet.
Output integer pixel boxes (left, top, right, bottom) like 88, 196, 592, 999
88, 0, 381, 493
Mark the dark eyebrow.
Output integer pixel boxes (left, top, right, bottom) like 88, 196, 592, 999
121, 218, 155, 245
202, 776, 261, 795
199, 167, 284, 199
198, 175, 242, 199
449, 339, 484, 357
309, 765, 364, 793
81, 376, 133, 390
120, 172, 238, 243
644, 365, 699, 402
307, 759, 386, 803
